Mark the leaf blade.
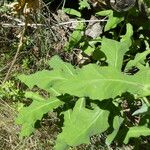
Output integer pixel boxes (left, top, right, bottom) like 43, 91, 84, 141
16, 92, 63, 136
124, 126, 150, 144
55, 98, 110, 147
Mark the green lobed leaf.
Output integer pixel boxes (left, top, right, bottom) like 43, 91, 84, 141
101, 38, 129, 70
19, 55, 150, 100
16, 92, 63, 136
124, 126, 150, 144
18, 70, 61, 96
18, 56, 77, 96
52, 65, 150, 99
55, 98, 110, 149
100, 24, 133, 70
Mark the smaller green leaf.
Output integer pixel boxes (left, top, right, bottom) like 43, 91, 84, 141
80, 37, 101, 56
132, 102, 148, 116
132, 98, 150, 116
101, 38, 129, 70
83, 45, 95, 56
64, 22, 84, 51
96, 10, 112, 16
97, 10, 124, 31
124, 126, 150, 144
106, 116, 124, 145
16, 92, 63, 137
55, 98, 109, 148
125, 50, 150, 70
105, 14, 124, 31
121, 23, 133, 47
79, 0, 91, 10
63, 8, 81, 17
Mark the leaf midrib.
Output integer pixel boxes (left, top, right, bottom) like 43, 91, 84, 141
71, 109, 106, 145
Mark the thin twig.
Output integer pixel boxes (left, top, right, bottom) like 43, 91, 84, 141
2, 14, 23, 23
2, 23, 44, 28
58, 17, 108, 26
1, 17, 108, 28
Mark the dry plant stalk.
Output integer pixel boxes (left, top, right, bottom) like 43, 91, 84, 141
14, 0, 41, 15
2, 0, 41, 84
2, 19, 27, 85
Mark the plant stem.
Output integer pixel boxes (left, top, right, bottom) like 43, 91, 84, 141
2, 17, 28, 85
